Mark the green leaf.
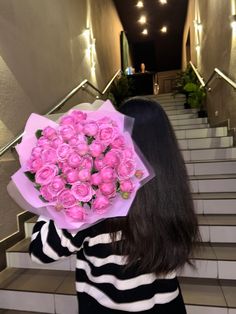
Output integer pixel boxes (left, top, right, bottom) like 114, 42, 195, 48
103, 145, 111, 155
86, 136, 95, 145
65, 183, 72, 189
24, 171, 36, 182
39, 195, 49, 203
35, 129, 43, 139
34, 184, 41, 191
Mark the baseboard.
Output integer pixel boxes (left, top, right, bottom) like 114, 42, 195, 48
0, 211, 35, 271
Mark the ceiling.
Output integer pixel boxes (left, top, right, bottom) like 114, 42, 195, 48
113, 0, 188, 72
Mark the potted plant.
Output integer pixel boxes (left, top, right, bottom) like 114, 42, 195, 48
106, 74, 134, 110
173, 66, 199, 109
183, 82, 207, 117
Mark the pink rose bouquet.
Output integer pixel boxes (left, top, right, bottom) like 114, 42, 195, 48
9, 100, 154, 231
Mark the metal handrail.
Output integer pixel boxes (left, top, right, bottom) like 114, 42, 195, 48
189, 61, 236, 90
205, 68, 236, 90
0, 69, 121, 156
189, 61, 205, 87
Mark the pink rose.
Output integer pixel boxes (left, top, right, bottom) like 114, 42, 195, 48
66, 169, 79, 183
111, 136, 125, 149
78, 168, 91, 182
77, 143, 89, 156
98, 125, 117, 144
57, 189, 77, 207
37, 136, 51, 147
117, 159, 136, 180
75, 122, 84, 133
60, 163, 73, 175
50, 136, 63, 149
42, 126, 57, 139
83, 121, 99, 136
94, 156, 105, 170
120, 179, 134, 193
66, 205, 85, 221
57, 144, 71, 161
100, 166, 116, 183
31, 147, 43, 158
69, 110, 87, 122
92, 195, 110, 214
28, 157, 43, 172
81, 156, 93, 170
104, 150, 120, 168
100, 182, 116, 198
48, 177, 65, 195
89, 141, 104, 157
35, 164, 58, 185
67, 152, 82, 168
41, 148, 57, 164
59, 125, 76, 141
123, 148, 133, 159
91, 173, 102, 186
71, 182, 94, 202
59, 115, 75, 126
68, 135, 86, 147
40, 185, 55, 202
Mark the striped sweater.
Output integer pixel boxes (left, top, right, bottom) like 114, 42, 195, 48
29, 216, 186, 314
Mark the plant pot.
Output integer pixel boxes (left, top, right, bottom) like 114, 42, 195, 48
198, 110, 208, 118
184, 102, 191, 109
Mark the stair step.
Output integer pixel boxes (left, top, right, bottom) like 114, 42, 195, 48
190, 176, 236, 193
1, 267, 235, 312
174, 123, 209, 130
6, 238, 236, 279
175, 127, 228, 139
171, 117, 208, 126
182, 147, 236, 162
186, 160, 236, 176
165, 108, 198, 116
180, 277, 236, 312
0, 268, 77, 313
0, 310, 49, 314
197, 214, 236, 244
179, 136, 233, 150
169, 113, 198, 120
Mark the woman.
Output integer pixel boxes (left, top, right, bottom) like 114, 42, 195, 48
29, 98, 199, 313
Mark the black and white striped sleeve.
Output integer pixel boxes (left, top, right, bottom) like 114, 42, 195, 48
29, 216, 85, 264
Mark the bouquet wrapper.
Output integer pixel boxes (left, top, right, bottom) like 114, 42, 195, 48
8, 100, 154, 231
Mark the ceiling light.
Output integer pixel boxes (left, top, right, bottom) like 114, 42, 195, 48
142, 29, 148, 35
136, 1, 144, 8
159, 0, 167, 4
161, 26, 167, 33
138, 15, 147, 24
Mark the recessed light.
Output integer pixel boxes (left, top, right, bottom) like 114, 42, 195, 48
142, 29, 148, 35
161, 26, 167, 33
138, 15, 147, 24
136, 1, 144, 8
159, 0, 167, 4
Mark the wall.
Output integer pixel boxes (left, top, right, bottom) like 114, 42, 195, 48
0, 0, 123, 148
182, 0, 236, 128
0, 0, 123, 240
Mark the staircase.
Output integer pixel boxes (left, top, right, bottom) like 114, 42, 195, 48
0, 93, 236, 314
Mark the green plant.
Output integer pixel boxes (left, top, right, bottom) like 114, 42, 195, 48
173, 65, 199, 96
184, 82, 206, 110
106, 74, 134, 109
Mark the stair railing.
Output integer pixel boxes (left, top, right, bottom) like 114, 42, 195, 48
189, 61, 236, 91
0, 69, 121, 157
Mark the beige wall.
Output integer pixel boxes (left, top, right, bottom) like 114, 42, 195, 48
182, 0, 236, 128
0, 0, 123, 240
0, 0, 123, 147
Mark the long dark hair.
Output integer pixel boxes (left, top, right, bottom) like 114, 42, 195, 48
110, 97, 200, 275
